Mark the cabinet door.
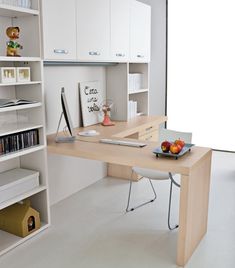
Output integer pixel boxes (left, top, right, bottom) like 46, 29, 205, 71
130, 0, 151, 62
110, 0, 130, 62
77, 0, 110, 61
41, 0, 77, 60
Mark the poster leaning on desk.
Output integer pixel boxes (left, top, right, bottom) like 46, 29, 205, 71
79, 81, 104, 127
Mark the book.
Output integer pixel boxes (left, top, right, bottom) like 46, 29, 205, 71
0, 99, 36, 108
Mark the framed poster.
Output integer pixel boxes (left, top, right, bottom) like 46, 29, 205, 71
79, 81, 103, 127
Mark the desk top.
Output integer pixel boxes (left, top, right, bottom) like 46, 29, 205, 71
47, 116, 211, 176
73, 115, 167, 138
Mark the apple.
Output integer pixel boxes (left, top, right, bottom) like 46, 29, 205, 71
170, 143, 182, 154
175, 138, 185, 149
161, 141, 172, 153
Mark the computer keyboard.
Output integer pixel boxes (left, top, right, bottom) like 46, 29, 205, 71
100, 138, 146, 148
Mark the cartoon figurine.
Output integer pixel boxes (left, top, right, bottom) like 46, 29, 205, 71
6, 27, 23, 57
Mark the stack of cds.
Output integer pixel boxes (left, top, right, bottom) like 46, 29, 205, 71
0, 129, 39, 155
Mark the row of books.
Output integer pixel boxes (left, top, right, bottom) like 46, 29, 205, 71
0, 129, 39, 155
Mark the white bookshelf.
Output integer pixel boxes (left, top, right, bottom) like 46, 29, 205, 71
107, 62, 149, 120
0, 0, 50, 256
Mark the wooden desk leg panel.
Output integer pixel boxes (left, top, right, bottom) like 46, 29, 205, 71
108, 129, 159, 181
177, 151, 212, 266
107, 164, 140, 181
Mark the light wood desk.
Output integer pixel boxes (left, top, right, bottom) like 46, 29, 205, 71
47, 116, 212, 266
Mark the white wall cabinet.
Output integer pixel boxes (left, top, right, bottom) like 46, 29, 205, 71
130, 0, 151, 62
41, 0, 77, 61
110, 0, 130, 62
41, 0, 151, 63
76, 0, 110, 61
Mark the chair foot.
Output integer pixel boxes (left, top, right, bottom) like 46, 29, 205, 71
126, 197, 157, 213
168, 223, 179, 231
126, 176, 157, 213
167, 174, 180, 231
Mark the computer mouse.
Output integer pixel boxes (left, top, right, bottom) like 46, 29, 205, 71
86, 130, 97, 134
78, 130, 99, 136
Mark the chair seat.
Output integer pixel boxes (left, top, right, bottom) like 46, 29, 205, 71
132, 167, 170, 180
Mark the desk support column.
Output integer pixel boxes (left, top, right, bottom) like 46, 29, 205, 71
177, 150, 212, 266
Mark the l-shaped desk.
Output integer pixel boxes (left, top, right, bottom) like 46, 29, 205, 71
47, 116, 212, 266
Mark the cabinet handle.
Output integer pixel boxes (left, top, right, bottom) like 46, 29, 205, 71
137, 54, 145, 58
54, 49, 69, 54
116, 53, 125, 57
89, 51, 101, 56
145, 126, 153, 132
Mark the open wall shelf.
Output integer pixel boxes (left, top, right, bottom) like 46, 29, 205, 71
107, 62, 149, 120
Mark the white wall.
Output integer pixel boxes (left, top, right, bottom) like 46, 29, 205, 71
44, 66, 107, 205
139, 0, 166, 116
167, 0, 235, 151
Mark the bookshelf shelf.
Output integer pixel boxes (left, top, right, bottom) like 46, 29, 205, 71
0, 145, 45, 163
0, 4, 39, 17
0, 123, 43, 137
0, 102, 42, 113
128, 88, 149, 95
0, 57, 41, 62
0, 81, 42, 87
0, 222, 49, 257
0, 185, 47, 211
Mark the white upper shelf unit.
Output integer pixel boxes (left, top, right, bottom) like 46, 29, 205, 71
0, 4, 39, 17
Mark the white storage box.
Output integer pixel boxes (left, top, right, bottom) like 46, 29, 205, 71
128, 73, 144, 92
0, 168, 39, 204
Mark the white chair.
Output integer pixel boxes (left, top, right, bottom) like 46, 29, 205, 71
126, 128, 192, 230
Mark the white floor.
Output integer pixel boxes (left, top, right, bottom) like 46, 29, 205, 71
0, 151, 235, 268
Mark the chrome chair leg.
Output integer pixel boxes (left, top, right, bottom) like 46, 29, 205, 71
167, 173, 180, 230
126, 171, 157, 212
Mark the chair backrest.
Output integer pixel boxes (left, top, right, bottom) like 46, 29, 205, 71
159, 128, 192, 143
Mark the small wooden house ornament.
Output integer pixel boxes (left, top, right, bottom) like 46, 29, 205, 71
0, 199, 41, 238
